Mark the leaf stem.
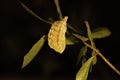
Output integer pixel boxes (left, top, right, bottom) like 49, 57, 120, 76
83, 42, 120, 75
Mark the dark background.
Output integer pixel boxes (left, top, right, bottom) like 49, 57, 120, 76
0, 0, 120, 80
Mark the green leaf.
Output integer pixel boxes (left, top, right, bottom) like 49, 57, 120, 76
66, 38, 73, 45
91, 51, 97, 65
66, 35, 79, 45
76, 46, 87, 66
76, 56, 95, 80
21, 35, 46, 69
72, 27, 111, 42
92, 27, 111, 39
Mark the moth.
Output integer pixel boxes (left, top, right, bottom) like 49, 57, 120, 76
48, 16, 68, 54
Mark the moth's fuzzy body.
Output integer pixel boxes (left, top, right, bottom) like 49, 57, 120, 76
48, 16, 68, 53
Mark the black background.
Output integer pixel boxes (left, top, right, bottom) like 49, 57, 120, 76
0, 0, 120, 80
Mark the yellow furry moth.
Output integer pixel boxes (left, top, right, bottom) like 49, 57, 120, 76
48, 16, 68, 54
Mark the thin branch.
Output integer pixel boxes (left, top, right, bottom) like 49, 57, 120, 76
54, 0, 63, 19
18, 0, 52, 24
83, 42, 120, 75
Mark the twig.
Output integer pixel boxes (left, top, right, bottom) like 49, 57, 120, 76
18, 0, 52, 24
83, 42, 120, 75
54, 0, 63, 19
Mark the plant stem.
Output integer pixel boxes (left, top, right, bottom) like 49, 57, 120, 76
18, 0, 52, 24
83, 42, 120, 75
54, 0, 63, 19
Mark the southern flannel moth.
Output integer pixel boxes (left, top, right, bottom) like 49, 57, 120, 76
48, 16, 68, 54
